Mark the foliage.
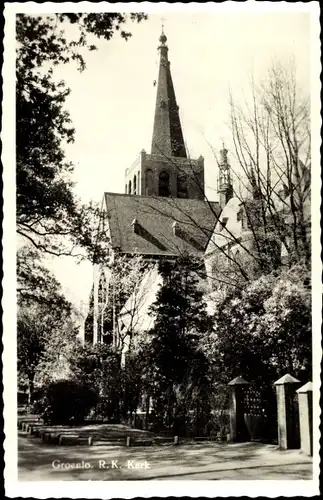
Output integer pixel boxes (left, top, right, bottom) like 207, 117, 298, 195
85, 254, 152, 348
119, 349, 147, 421
34, 320, 81, 388
17, 246, 73, 309
17, 307, 47, 396
203, 262, 311, 387
17, 266, 78, 396
33, 379, 98, 425
166, 62, 311, 289
228, 62, 311, 270
17, 13, 148, 77
16, 13, 148, 400
68, 342, 122, 421
143, 254, 213, 435
16, 13, 147, 304
17, 249, 81, 397
258, 263, 311, 378
17, 308, 78, 394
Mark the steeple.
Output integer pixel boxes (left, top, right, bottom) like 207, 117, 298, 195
151, 29, 187, 158
124, 27, 205, 200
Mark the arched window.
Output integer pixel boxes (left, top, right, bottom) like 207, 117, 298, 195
145, 169, 154, 196
159, 170, 170, 197
133, 174, 137, 195
128, 180, 132, 195
125, 184, 127, 194
137, 171, 140, 195
177, 174, 187, 198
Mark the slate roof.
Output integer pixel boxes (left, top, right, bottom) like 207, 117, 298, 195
104, 193, 220, 257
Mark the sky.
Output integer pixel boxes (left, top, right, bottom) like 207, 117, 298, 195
35, 8, 311, 311
61, 11, 311, 203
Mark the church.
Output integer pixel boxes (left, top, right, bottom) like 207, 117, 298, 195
104, 28, 222, 260
88, 29, 230, 346
86, 28, 310, 351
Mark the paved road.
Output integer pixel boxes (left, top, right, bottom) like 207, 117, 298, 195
18, 432, 312, 481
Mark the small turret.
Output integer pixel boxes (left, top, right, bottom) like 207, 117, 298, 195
218, 145, 233, 209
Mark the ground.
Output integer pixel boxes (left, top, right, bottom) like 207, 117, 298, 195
18, 426, 312, 481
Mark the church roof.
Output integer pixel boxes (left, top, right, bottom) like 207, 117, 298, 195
205, 196, 245, 255
151, 30, 187, 158
104, 193, 220, 257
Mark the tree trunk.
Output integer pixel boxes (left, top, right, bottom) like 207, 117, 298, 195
145, 395, 150, 430
28, 376, 34, 405
196, 399, 200, 437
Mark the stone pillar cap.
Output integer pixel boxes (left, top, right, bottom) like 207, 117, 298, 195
274, 374, 301, 385
228, 376, 250, 386
296, 381, 313, 393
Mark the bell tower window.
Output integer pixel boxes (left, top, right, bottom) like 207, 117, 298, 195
159, 170, 170, 197
177, 174, 188, 198
128, 180, 132, 195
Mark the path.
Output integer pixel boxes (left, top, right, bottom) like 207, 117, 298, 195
18, 432, 312, 481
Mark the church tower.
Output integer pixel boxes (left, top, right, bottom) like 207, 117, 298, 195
125, 29, 205, 200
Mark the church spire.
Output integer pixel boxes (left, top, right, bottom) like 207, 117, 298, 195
151, 30, 187, 158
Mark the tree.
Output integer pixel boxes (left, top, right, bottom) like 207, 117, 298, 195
17, 246, 74, 308
33, 379, 99, 425
17, 292, 78, 401
143, 61, 310, 289
34, 317, 81, 388
68, 342, 122, 421
66, 332, 150, 424
228, 62, 311, 266
17, 243, 82, 399
202, 263, 311, 387
16, 13, 147, 301
258, 263, 311, 378
145, 254, 213, 434
85, 254, 154, 350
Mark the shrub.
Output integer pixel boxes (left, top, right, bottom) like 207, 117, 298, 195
89, 396, 121, 423
204, 383, 231, 439
33, 379, 99, 425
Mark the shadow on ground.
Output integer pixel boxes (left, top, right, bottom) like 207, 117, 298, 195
18, 429, 313, 481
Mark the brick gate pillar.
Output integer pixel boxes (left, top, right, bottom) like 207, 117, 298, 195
297, 382, 313, 456
228, 376, 250, 442
274, 374, 301, 450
